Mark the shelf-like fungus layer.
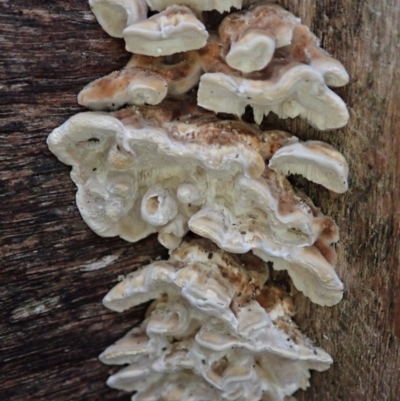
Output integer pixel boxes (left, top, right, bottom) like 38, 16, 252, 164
48, 103, 347, 305
77, 67, 169, 110
194, 5, 349, 129
198, 36, 349, 129
218, 4, 349, 85
101, 240, 332, 401
48, 1, 351, 399
123, 5, 208, 56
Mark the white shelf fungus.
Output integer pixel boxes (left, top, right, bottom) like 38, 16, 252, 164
219, 4, 300, 73
89, 0, 148, 38
100, 240, 333, 401
77, 51, 202, 109
123, 5, 208, 56
127, 50, 202, 95
219, 4, 349, 86
77, 67, 168, 110
198, 36, 349, 129
269, 141, 349, 194
47, 103, 346, 305
85, 3, 349, 129
48, 2, 351, 399
90, 1, 210, 56
196, 4, 350, 129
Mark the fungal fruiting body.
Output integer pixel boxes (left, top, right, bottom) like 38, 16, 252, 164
48, 1, 350, 400
85, 3, 349, 129
47, 102, 347, 306
101, 240, 333, 401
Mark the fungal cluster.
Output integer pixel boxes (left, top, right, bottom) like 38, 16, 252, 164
47, 1, 350, 400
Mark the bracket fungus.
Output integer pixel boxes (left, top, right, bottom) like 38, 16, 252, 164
196, 4, 349, 129
48, 1, 351, 399
47, 103, 346, 305
101, 240, 333, 401
123, 5, 208, 56
269, 141, 349, 194
89, 0, 148, 38
78, 67, 168, 110
198, 36, 349, 129
219, 4, 301, 73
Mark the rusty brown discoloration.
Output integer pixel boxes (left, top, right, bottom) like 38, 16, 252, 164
128, 51, 201, 83
274, 317, 305, 346
199, 36, 239, 75
256, 284, 295, 316
146, 196, 160, 214
113, 103, 294, 162
314, 239, 338, 266
82, 68, 141, 99
316, 217, 339, 243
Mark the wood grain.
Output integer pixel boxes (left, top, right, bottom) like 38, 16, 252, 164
1, 1, 399, 400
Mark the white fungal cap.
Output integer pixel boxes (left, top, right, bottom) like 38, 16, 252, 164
47, 105, 267, 245
226, 28, 282, 73
46, 112, 126, 168
197, 4, 350, 129
198, 66, 349, 129
47, 104, 346, 302
123, 5, 208, 56
219, 5, 299, 73
127, 51, 202, 95
253, 247, 344, 306
47, 112, 139, 236
188, 209, 343, 306
269, 141, 349, 193
186, 170, 344, 306
103, 240, 268, 318
77, 68, 168, 110
140, 183, 178, 226
218, 4, 349, 86
145, 0, 243, 13
177, 182, 203, 204
100, 240, 332, 400
158, 213, 188, 249
89, 0, 148, 38
287, 23, 350, 87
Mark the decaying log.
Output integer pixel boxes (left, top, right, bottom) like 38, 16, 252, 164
1, 1, 399, 400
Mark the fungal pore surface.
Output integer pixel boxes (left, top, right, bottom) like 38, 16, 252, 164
48, 1, 350, 400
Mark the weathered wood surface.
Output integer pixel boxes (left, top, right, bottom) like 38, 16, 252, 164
1, 0, 399, 400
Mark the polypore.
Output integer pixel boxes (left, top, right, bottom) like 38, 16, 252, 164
47, 102, 347, 306
89, 0, 148, 38
198, 36, 349, 129
123, 5, 208, 56
197, 4, 349, 129
101, 240, 333, 401
219, 4, 300, 73
48, 1, 351, 399
78, 67, 168, 110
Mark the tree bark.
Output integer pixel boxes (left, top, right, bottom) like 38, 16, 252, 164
1, 1, 399, 400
